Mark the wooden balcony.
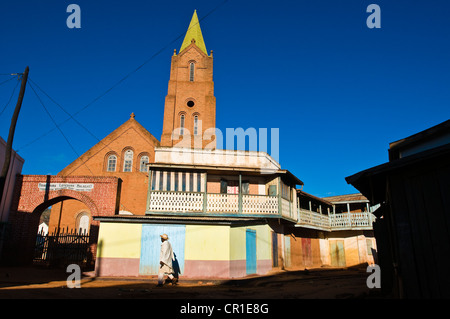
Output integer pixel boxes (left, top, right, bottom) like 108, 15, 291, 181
147, 191, 294, 219
297, 208, 376, 231
146, 191, 375, 231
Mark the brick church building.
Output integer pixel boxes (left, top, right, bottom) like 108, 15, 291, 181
37, 11, 376, 278
49, 10, 215, 232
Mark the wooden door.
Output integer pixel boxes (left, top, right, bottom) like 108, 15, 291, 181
271, 232, 278, 267
284, 235, 291, 268
139, 224, 186, 275
246, 229, 257, 275
330, 240, 346, 267
302, 238, 312, 267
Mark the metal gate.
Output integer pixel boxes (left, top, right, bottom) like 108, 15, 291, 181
34, 229, 91, 267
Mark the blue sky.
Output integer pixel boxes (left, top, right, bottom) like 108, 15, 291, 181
0, 0, 449, 197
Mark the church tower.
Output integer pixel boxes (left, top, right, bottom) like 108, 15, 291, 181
160, 10, 216, 149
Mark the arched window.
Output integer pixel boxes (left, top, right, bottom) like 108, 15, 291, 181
180, 114, 185, 135
189, 62, 195, 82
78, 213, 90, 234
140, 155, 149, 172
123, 149, 133, 172
107, 154, 117, 172
194, 115, 199, 135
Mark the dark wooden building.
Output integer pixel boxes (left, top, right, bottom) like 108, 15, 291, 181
346, 119, 450, 298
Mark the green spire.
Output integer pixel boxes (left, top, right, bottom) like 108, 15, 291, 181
180, 10, 207, 55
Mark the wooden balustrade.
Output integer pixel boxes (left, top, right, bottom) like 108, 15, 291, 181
147, 191, 375, 230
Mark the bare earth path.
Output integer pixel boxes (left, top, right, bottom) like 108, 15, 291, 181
0, 264, 385, 299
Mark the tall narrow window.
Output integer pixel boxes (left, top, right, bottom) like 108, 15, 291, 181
182, 172, 186, 191
220, 179, 228, 194
159, 171, 164, 191
189, 62, 195, 82
197, 173, 201, 192
194, 115, 199, 135
123, 149, 133, 172
174, 172, 179, 191
166, 171, 171, 191
180, 114, 185, 135
189, 172, 194, 191
107, 155, 117, 172
151, 170, 156, 190
78, 214, 90, 234
140, 155, 149, 172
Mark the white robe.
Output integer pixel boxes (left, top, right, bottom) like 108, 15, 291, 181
160, 240, 174, 268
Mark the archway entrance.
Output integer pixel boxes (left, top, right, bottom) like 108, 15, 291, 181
34, 197, 93, 268
2, 175, 120, 266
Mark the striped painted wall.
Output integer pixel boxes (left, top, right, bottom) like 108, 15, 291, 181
95, 222, 273, 278
95, 223, 142, 277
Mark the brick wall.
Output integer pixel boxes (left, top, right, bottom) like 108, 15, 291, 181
3, 175, 119, 265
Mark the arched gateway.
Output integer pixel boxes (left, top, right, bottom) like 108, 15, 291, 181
3, 175, 120, 265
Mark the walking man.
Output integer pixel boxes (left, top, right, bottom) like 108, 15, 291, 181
157, 233, 177, 286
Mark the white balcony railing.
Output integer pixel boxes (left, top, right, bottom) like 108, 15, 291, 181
298, 208, 331, 230
207, 193, 239, 214
147, 191, 375, 231
148, 191, 203, 213
297, 209, 375, 231
242, 194, 278, 215
148, 191, 283, 216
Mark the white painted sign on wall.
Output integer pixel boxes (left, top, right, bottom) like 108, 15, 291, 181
38, 183, 94, 192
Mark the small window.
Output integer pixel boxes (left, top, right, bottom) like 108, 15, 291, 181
220, 179, 228, 194
367, 239, 374, 255
180, 114, 185, 135
140, 155, 149, 172
194, 115, 199, 135
242, 181, 250, 194
107, 155, 117, 172
189, 62, 195, 82
123, 149, 133, 172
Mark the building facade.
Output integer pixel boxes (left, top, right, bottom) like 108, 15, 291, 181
0, 136, 25, 258
346, 119, 450, 298
28, 11, 378, 278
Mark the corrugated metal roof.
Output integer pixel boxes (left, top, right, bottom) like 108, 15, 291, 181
322, 193, 368, 203
93, 214, 269, 226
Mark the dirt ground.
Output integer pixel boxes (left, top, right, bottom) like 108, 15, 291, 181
0, 264, 387, 300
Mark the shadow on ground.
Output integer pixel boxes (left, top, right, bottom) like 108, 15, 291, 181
0, 264, 387, 299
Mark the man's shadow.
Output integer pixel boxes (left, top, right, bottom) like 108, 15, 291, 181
173, 252, 181, 279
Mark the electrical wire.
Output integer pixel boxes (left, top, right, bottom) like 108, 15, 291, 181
28, 81, 95, 176
28, 77, 151, 177
16, 0, 229, 151
0, 78, 20, 117
0, 76, 16, 87
28, 79, 152, 216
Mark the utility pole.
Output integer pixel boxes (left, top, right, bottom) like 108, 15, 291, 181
0, 66, 29, 210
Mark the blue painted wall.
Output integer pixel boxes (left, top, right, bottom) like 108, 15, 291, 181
139, 224, 186, 275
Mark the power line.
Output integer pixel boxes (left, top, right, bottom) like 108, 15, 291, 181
16, 1, 229, 151
0, 76, 16, 87
28, 81, 95, 176
28, 77, 151, 177
29, 78, 153, 215
0, 78, 20, 117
